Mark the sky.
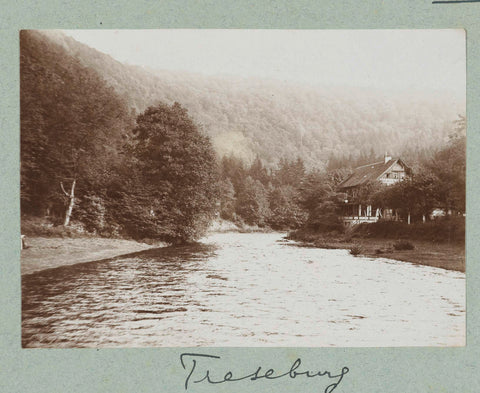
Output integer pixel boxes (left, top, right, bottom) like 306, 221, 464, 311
63, 29, 466, 97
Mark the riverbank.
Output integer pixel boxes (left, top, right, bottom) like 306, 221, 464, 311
288, 234, 465, 272
288, 218, 465, 272
20, 237, 166, 275
20, 218, 266, 276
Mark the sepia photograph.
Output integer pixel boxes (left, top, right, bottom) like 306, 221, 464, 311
20, 29, 466, 348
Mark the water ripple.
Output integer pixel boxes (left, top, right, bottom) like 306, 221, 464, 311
22, 233, 465, 347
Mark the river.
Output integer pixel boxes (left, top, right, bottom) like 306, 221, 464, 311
22, 232, 465, 347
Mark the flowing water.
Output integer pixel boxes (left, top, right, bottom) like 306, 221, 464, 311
22, 232, 465, 347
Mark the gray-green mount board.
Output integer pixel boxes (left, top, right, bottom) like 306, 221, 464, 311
1, 1, 479, 392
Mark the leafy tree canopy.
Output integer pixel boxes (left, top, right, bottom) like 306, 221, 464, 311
127, 102, 220, 242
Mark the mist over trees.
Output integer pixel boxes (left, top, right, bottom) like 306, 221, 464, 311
41, 31, 463, 169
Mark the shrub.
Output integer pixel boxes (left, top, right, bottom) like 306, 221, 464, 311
350, 244, 362, 256
287, 228, 318, 242
21, 216, 87, 238
393, 240, 415, 250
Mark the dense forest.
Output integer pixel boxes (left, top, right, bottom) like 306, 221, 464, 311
21, 30, 218, 242
40, 30, 462, 169
20, 30, 466, 243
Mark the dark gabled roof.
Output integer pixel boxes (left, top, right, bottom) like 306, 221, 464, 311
337, 158, 407, 190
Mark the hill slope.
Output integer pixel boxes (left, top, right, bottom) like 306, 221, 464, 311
41, 30, 464, 168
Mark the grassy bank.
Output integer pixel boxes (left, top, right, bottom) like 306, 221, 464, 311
20, 237, 167, 276
20, 217, 270, 276
21, 217, 169, 275
289, 219, 465, 272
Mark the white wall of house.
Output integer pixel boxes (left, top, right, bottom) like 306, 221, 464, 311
379, 162, 407, 185
339, 159, 410, 226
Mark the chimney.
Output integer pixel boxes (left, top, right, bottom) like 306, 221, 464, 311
384, 152, 392, 163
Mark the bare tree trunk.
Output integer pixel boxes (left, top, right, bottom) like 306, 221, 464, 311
61, 179, 76, 226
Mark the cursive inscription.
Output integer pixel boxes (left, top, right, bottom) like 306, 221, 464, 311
180, 353, 349, 392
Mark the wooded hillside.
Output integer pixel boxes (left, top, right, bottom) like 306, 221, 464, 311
41, 30, 464, 169
21, 30, 219, 241
21, 30, 466, 241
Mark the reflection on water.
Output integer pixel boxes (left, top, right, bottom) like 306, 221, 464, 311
22, 233, 465, 347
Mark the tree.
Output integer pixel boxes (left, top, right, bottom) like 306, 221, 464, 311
298, 170, 343, 232
248, 155, 271, 186
218, 178, 236, 220
351, 181, 384, 206
374, 173, 437, 223
408, 173, 438, 221
274, 157, 306, 187
267, 185, 307, 229
425, 117, 466, 213
235, 176, 270, 226
20, 30, 132, 226
220, 154, 247, 196
127, 102, 219, 242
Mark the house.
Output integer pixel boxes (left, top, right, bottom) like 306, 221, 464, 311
337, 154, 411, 225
